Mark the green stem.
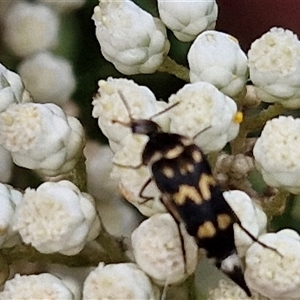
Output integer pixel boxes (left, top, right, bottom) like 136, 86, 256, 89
231, 103, 286, 154
165, 274, 196, 300
43, 153, 88, 192
1, 244, 102, 268
69, 154, 88, 192
158, 56, 190, 82
243, 102, 286, 132
95, 227, 129, 263
1, 229, 129, 268
0, 253, 9, 285
261, 188, 290, 219
207, 151, 219, 169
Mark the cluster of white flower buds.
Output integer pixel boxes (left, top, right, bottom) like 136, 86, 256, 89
0, 102, 85, 177
13, 180, 101, 255
0, 180, 101, 256
0, 64, 85, 180
157, 0, 218, 42
208, 230, 300, 299
248, 27, 300, 108
131, 213, 198, 286
92, 77, 242, 215
83, 262, 160, 300
254, 116, 300, 194
91, 76, 274, 297
188, 31, 248, 99
2, 0, 300, 299
92, 0, 170, 75
1, 0, 83, 107
92, 0, 300, 111
0, 273, 75, 300
0, 63, 101, 287
90, 1, 300, 298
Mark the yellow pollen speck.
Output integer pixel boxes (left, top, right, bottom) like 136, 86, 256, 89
198, 221, 216, 238
233, 111, 243, 124
217, 214, 232, 230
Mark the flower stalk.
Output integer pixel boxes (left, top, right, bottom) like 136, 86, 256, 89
260, 188, 290, 219
1, 229, 129, 268
95, 227, 129, 264
1, 0, 300, 298
230, 102, 286, 155
158, 56, 190, 82
44, 153, 88, 192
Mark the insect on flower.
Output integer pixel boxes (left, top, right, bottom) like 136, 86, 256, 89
113, 91, 275, 297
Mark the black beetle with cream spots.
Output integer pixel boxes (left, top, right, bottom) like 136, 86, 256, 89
113, 91, 252, 297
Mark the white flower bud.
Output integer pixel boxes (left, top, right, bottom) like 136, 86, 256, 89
92, 0, 170, 75
188, 31, 248, 98
158, 0, 218, 42
245, 229, 300, 300
12, 180, 101, 255
168, 81, 241, 153
0, 183, 22, 248
85, 141, 140, 236
3, 1, 59, 57
223, 190, 267, 257
111, 134, 165, 216
207, 279, 264, 300
85, 142, 119, 202
18, 51, 76, 106
0, 63, 27, 112
248, 27, 300, 108
131, 213, 198, 286
0, 102, 84, 177
92, 77, 168, 152
38, 0, 86, 13
46, 265, 84, 300
0, 273, 74, 300
83, 262, 160, 300
253, 116, 300, 194
0, 146, 13, 183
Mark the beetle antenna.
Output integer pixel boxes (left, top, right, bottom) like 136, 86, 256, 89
150, 101, 180, 121
117, 90, 133, 119
192, 125, 212, 140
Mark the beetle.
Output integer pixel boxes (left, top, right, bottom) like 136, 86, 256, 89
112, 91, 271, 297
